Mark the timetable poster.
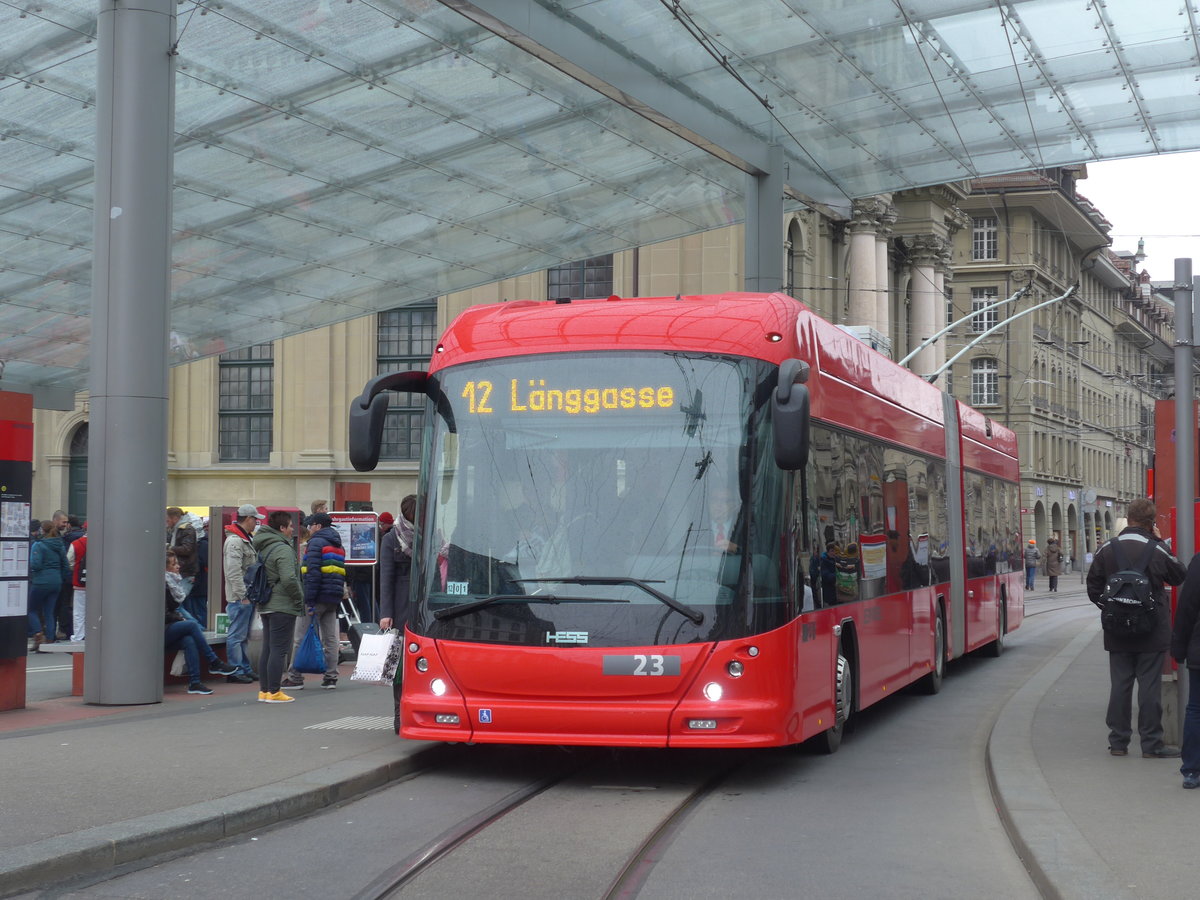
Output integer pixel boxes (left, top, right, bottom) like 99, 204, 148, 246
0, 458, 32, 659
331, 511, 379, 565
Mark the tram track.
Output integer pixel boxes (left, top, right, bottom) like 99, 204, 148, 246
350, 752, 743, 900
351, 771, 571, 900
600, 764, 735, 900
1023, 596, 1094, 619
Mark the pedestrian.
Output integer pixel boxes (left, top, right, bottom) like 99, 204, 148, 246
1171, 553, 1200, 789
51, 510, 71, 639
66, 524, 87, 642
164, 550, 238, 694
28, 520, 69, 649
183, 517, 209, 625
281, 512, 345, 691
252, 510, 304, 703
1086, 498, 1186, 758
378, 511, 394, 537
1023, 538, 1041, 591
221, 504, 264, 683
370, 511, 395, 623
165, 507, 199, 596
307, 500, 328, 543
379, 495, 416, 632
58, 515, 85, 640
1045, 537, 1065, 592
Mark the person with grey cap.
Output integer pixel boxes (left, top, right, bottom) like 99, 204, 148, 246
222, 503, 265, 683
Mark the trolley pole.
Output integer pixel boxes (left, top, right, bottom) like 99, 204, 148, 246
1174, 258, 1194, 742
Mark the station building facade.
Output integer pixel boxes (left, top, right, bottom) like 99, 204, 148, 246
31, 168, 1173, 565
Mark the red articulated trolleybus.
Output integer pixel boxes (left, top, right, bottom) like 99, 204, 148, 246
349, 292, 1023, 750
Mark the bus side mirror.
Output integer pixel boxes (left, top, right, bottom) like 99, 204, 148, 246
349, 370, 429, 471
773, 358, 810, 470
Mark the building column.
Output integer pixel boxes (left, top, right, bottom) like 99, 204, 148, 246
907, 234, 947, 384
875, 204, 897, 352
933, 242, 954, 388
847, 199, 881, 330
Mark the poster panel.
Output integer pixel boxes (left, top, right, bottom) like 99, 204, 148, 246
330, 511, 379, 565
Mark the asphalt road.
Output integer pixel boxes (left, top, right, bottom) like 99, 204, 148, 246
23, 653, 73, 704
42, 594, 1091, 900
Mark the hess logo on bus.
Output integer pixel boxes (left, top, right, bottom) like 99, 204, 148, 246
546, 631, 588, 645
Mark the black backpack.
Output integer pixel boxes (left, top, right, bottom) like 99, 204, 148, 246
243, 552, 273, 606
1100, 539, 1159, 637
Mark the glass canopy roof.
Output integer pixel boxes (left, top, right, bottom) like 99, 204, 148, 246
4, 0, 1200, 390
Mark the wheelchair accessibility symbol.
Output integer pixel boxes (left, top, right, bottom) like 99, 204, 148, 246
479, 709, 492, 724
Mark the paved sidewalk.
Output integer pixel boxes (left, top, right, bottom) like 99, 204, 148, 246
1, 587, 1195, 899
990, 585, 1197, 900
0, 664, 433, 897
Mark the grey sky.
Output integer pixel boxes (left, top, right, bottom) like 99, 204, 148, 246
1079, 152, 1200, 280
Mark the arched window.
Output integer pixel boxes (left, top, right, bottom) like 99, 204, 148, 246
970, 357, 999, 406
67, 423, 88, 518
69, 422, 88, 457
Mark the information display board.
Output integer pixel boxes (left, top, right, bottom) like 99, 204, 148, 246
330, 511, 379, 565
0, 392, 34, 709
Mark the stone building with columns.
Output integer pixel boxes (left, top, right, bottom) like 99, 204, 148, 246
946, 170, 1173, 568
30, 169, 1173, 563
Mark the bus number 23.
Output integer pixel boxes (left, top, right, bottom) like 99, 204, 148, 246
462, 380, 494, 414
633, 654, 665, 675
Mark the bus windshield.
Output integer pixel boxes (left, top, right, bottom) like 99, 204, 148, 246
410, 351, 793, 647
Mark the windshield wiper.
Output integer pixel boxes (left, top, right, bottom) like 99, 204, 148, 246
433, 593, 623, 621
513, 576, 704, 625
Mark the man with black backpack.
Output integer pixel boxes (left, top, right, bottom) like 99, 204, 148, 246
221, 504, 265, 684
1086, 498, 1187, 759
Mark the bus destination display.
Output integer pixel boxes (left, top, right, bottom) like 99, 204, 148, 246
462, 379, 676, 416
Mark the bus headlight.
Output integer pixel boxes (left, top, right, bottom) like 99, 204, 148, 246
703, 681, 723, 702
727, 660, 744, 678
415, 657, 429, 673
430, 677, 448, 696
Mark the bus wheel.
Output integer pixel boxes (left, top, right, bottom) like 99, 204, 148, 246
982, 599, 1007, 658
812, 648, 851, 754
918, 608, 945, 695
